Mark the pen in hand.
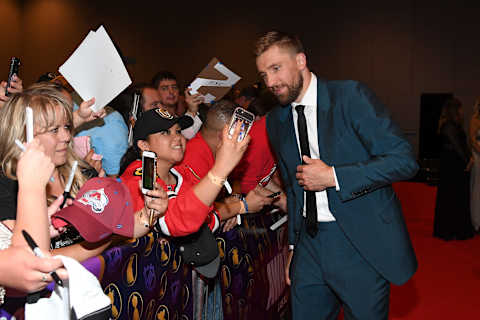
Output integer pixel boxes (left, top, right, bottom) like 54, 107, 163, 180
22, 230, 64, 287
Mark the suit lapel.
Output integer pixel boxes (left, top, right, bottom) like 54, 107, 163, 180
316, 79, 331, 162
277, 104, 301, 166
276, 104, 304, 211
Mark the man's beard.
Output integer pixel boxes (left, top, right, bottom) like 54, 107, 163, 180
272, 72, 304, 106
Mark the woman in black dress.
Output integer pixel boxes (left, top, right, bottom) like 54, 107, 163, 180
433, 98, 475, 240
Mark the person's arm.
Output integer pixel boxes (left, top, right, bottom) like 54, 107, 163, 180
11, 139, 54, 250
0, 247, 66, 292
215, 185, 275, 220
192, 123, 250, 207
332, 83, 419, 202
0, 74, 22, 109
181, 89, 204, 139
72, 98, 107, 128
133, 182, 168, 237
52, 238, 112, 262
184, 88, 204, 116
156, 123, 251, 236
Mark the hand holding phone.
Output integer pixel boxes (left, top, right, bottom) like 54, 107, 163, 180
228, 107, 254, 142
141, 151, 157, 194
5, 57, 20, 97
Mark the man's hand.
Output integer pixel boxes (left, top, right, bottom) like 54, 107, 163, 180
73, 98, 107, 127
296, 156, 336, 191
245, 185, 274, 213
0, 74, 23, 108
184, 88, 204, 115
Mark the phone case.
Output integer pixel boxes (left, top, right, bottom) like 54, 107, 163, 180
142, 151, 157, 194
228, 107, 254, 141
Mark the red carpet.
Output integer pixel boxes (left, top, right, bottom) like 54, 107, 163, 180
390, 182, 480, 319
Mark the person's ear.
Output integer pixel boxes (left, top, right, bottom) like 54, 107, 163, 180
137, 140, 150, 152
296, 53, 307, 70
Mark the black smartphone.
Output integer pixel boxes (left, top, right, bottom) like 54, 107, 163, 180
267, 191, 281, 198
5, 57, 20, 97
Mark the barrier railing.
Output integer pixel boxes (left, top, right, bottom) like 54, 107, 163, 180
0, 210, 290, 320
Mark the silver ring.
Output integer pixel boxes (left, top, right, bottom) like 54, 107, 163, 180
41, 273, 48, 282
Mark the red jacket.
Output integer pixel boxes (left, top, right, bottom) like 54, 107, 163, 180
121, 160, 219, 236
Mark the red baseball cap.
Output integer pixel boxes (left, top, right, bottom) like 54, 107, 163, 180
52, 177, 135, 242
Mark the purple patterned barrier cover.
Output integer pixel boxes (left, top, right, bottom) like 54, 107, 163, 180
0, 211, 289, 320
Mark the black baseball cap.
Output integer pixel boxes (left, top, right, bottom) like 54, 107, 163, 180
173, 224, 220, 278
133, 108, 193, 144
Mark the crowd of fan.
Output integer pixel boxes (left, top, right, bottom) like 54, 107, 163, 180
0, 69, 286, 308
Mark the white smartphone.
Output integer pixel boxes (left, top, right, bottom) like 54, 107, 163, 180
228, 107, 254, 142
141, 150, 157, 194
25, 106, 33, 143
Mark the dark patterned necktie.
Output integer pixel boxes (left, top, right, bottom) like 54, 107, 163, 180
295, 105, 318, 237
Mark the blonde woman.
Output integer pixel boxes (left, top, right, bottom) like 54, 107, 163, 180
469, 99, 480, 232
0, 139, 68, 313
0, 83, 166, 262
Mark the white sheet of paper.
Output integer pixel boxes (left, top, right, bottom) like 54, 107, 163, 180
59, 25, 132, 112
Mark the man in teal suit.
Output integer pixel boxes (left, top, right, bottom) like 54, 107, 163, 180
255, 31, 418, 319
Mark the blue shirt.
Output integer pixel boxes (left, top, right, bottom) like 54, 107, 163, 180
76, 110, 128, 175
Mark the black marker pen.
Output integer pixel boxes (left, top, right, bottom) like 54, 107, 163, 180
22, 230, 63, 287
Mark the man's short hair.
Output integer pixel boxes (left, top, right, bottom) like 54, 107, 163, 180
151, 71, 177, 89
205, 99, 236, 131
238, 86, 259, 100
254, 31, 304, 57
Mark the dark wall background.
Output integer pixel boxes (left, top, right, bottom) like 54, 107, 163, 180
3, 0, 480, 156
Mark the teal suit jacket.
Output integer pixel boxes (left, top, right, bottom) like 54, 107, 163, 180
266, 79, 418, 285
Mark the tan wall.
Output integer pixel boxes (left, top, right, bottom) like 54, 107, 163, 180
0, 0, 22, 65
3, 0, 480, 155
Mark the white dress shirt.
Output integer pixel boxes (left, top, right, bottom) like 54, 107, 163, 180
291, 73, 338, 222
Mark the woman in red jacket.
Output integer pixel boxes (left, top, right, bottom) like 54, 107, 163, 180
121, 107, 250, 237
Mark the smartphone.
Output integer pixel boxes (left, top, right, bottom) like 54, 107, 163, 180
25, 106, 33, 143
228, 107, 254, 142
267, 191, 281, 198
142, 151, 157, 194
5, 57, 20, 97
